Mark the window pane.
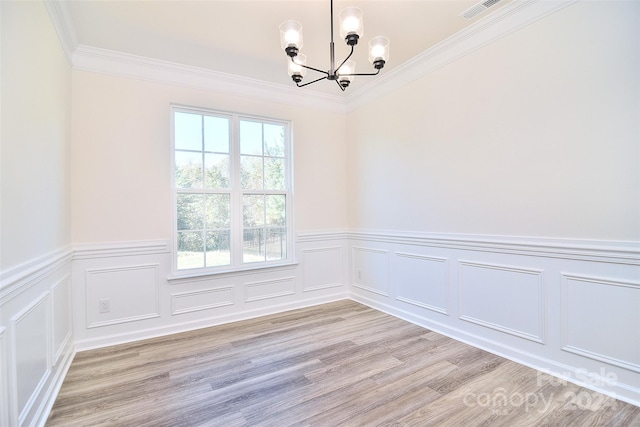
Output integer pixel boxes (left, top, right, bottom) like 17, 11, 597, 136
205, 153, 230, 189
174, 108, 291, 272
204, 116, 229, 153
264, 124, 285, 157
175, 112, 202, 151
205, 194, 230, 229
175, 151, 203, 189
240, 156, 263, 189
266, 195, 286, 226
177, 231, 204, 269
206, 230, 230, 267
240, 121, 263, 155
177, 194, 204, 230
243, 195, 265, 227
264, 157, 285, 190
243, 227, 265, 263
266, 227, 286, 261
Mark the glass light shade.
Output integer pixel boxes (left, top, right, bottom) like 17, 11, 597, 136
288, 54, 307, 78
279, 20, 303, 51
339, 7, 363, 39
338, 59, 356, 84
368, 36, 390, 63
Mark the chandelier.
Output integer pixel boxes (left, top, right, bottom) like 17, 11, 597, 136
279, 0, 390, 91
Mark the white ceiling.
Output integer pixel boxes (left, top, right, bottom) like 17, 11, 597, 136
65, 0, 511, 95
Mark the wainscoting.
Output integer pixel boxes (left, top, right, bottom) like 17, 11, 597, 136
71, 233, 350, 352
347, 230, 640, 406
2, 230, 638, 426
0, 249, 74, 427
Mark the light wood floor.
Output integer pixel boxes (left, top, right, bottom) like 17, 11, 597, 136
47, 300, 640, 426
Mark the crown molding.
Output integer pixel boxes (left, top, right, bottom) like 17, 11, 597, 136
72, 45, 347, 114
346, 0, 578, 112
44, 0, 78, 66
46, 0, 577, 114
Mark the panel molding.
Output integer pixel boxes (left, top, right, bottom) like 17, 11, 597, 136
458, 260, 545, 344
85, 264, 160, 328
348, 230, 639, 265
302, 247, 344, 292
245, 277, 296, 303
51, 275, 72, 366
10, 292, 52, 425
0, 246, 73, 301
351, 247, 390, 297
0, 327, 9, 427
171, 286, 235, 315
561, 273, 640, 373
296, 230, 350, 243
0, 248, 73, 427
74, 240, 170, 260
394, 252, 449, 315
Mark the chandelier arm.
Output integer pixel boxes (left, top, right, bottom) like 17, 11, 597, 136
335, 68, 382, 77
335, 79, 346, 92
296, 75, 329, 87
334, 45, 355, 74
291, 57, 329, 76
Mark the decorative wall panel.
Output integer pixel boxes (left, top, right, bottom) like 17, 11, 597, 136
458, 261, 544, 343
171, 286, 234, 315
51, 275, 71, 365
86, 264, 160, 328
245, 277, 296, 302
562, 274, 640, 372
395, 252, 449, 314
12, 294, 50, 424
352, 247, 389, 296
302, 247, 343, 292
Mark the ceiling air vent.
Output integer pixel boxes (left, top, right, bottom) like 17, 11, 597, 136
460, 0, 503, 20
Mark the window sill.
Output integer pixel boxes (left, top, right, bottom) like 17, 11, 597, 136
167, 260, 298, 284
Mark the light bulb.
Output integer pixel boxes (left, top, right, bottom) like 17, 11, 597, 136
368, 36, 389, 67
342, 16, 360, 34
338, 59, 356, 88
339, 7, 363, 43
370, 44, 385, 60
284, 29, 300, 46
279, 20, 303, 54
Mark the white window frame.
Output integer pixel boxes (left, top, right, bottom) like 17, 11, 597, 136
170, 104, 295, 278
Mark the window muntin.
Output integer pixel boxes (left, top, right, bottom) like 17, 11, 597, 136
172, 107, 292, 273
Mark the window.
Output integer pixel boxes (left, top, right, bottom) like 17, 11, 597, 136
172, 106, 292, 273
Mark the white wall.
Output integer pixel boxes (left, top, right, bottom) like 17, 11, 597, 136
1, 1, 72, 270
346, 0, 640, 406
346, 1, 639, 241
70, 71, 349, 244
0, 2, 74, 426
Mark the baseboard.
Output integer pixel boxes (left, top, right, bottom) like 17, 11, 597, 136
74, 291, 348, 352
350, 293, 640, 408
33, 344, 76, 427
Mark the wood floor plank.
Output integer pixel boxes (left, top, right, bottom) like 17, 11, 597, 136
46, 300, 640, 426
